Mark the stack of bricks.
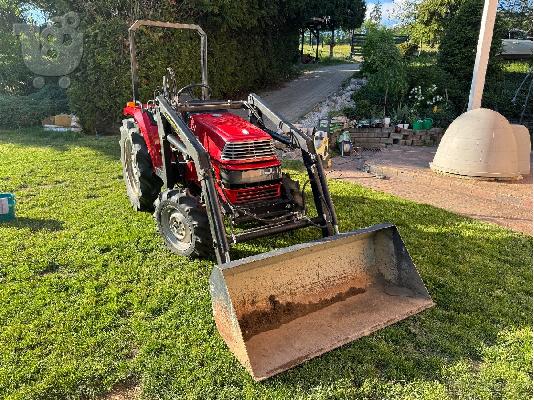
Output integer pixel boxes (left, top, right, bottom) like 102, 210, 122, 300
331, 126, 445, 149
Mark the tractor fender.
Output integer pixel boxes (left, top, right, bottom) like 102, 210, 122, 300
123, 105, 163, 170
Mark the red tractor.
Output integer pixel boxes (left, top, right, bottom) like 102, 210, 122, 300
120, 20, 339, 264
119, 20, 433, 381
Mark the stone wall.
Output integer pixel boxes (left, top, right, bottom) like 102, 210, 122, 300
332, 127, 445, 149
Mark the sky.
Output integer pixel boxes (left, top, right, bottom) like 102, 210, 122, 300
24, 1, 404, 28
365, 0, 404, 26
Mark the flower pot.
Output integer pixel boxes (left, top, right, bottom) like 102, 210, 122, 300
423, 118, 433, 130
412, 119, 424, 131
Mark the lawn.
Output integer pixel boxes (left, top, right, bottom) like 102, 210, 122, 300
302, 44, 354, 62
0, 129, 531, 399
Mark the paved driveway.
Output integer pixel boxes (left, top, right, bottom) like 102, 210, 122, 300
259, 63, 359, 122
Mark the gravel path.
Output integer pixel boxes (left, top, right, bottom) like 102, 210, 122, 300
259, 64, 359, 122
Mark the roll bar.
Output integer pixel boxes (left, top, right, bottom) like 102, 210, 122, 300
128, 20, 209, 102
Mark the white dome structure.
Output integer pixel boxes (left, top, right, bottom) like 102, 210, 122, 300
430, 108, 531, 179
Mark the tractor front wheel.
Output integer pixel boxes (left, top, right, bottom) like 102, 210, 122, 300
119, 118, 162, 211
154, 189, 213, 258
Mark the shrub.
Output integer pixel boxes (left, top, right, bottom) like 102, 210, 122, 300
0, 95, 52, 128
64, 2, 304, 134
361, 26, 408, 114
0, 85, 69, 129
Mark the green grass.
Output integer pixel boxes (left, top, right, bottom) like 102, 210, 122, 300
0, 129, 531, 399
302, 44, 355, 63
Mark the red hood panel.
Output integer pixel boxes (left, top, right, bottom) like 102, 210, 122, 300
190, 112, 271, 142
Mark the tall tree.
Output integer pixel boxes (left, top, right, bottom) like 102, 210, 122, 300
0, 1, 33, 94
321, 0, 366, 58
369, 1, 383, 25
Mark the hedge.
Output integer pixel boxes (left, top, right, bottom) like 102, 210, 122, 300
0, 85, 69, 129
65, 2, 302, 134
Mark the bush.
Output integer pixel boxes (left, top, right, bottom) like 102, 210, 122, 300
0, 95, 52, 129
361, 26, 408, 114
64, 2, 303, 134
483, 61, 533, 125
0, 85, 69, 129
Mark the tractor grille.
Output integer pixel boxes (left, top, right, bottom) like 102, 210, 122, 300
224, 184, 281, 205
221, 140, 275, 160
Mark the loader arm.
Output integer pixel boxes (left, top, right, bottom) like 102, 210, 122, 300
246, 93, 339, 236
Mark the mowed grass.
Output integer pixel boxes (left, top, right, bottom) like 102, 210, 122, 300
302, 44, 354, 62
0, 129, 531, 399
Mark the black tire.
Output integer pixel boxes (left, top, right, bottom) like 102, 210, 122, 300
119, 118, 162, 211
154, 189, 214, 258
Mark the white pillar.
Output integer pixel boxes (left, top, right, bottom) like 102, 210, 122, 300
467, 0, 498, 110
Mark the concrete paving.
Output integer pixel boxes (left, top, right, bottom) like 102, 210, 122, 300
259, 64, 359, 123
329, 146, 532, 235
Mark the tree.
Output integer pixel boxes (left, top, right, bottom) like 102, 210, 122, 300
497, 0, 533, 37
437, 0, 503, 111
392, 0, 529, 45
369, 1, 382, 25
0, 1, 33, 94
320, 0, 366, 58
361, 26, 408, 114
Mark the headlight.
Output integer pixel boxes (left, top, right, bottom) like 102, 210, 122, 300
221, 166, 281, 185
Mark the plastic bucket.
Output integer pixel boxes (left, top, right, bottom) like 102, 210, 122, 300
412, 120, 424, 131
0, 193, 16, 222
423, 118, 433, 130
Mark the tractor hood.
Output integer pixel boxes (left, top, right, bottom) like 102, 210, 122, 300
190, 112, 272, 145
189, 111, 279, 167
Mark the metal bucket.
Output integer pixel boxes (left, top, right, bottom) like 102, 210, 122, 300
209, 223, 434, 381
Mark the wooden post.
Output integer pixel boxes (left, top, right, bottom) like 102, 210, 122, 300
315, 29, 320, 61
300, 29, 305, 57
330, 27, 335, 58
350, 29, 355, 56
468, 0, 498, 110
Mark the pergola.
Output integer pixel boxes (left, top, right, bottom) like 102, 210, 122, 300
299, 17, 330, 62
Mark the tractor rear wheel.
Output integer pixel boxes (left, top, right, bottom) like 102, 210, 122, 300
119, 118, 162, 211
154, 189, 213, 258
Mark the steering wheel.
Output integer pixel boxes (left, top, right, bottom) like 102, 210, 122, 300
176, 83, 212, 102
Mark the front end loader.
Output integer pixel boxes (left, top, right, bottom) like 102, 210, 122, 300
120, 20, 434, 380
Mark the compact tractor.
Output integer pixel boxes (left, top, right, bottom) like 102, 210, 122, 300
120, 20, 433, 381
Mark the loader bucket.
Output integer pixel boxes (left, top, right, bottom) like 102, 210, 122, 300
209, 223, 434, 381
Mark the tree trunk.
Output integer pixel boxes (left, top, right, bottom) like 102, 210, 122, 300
315, 30, 319, 61
300, 30, 304, 57
329, 27, 335, 58
350, 29, 355, 56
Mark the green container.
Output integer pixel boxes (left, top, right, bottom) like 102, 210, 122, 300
412, 119, 424, 131
422, 118, 433, 130
0, 193, 16, 222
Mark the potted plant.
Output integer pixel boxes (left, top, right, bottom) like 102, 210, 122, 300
393, 104, 410, 129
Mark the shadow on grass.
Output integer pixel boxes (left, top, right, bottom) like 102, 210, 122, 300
220, 189, 531, 391
0, 128, 120, 160
259, 192, 531, 389
3, 217, 63, 232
